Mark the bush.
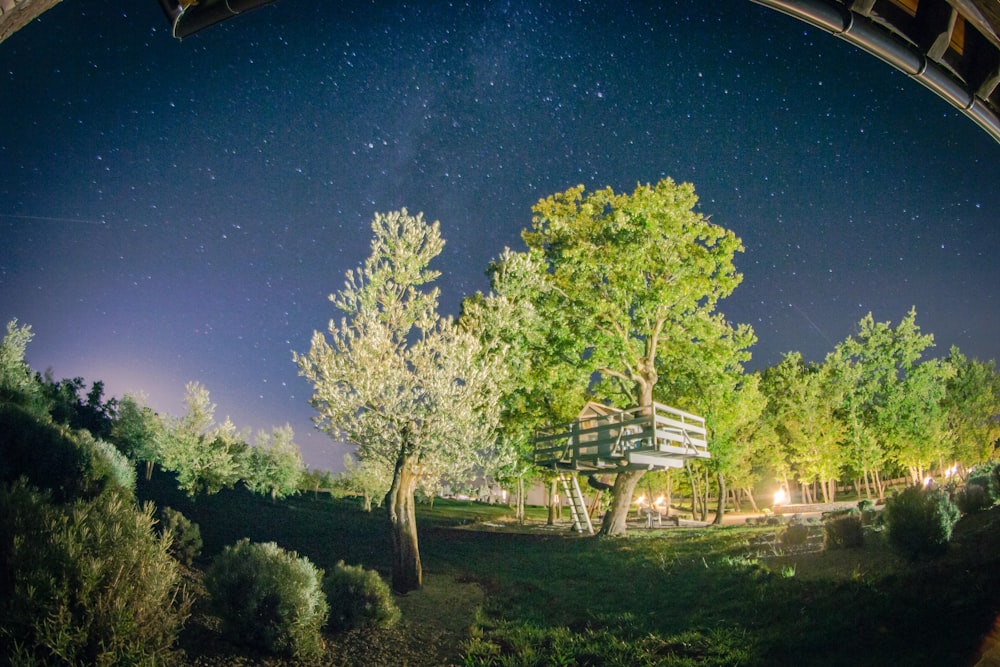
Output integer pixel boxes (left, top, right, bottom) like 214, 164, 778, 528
323, 560, 400, 632
857, 498, 874, 513
0, 481, 190, 665
781, 523, 809, 548
0, 403, 132, 502
884, 485, 960, 560
954, 466, 998, 514
205, 539, 328, 659
157, 506, 202, 566
824, 513, 864, 549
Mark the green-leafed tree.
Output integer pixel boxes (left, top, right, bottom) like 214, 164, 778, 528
112, 393, 165, 480
515, 179, 749, 535
159, 382, 248, 496
942, 347, 1000, 468
762, 352, 845, 503
701, 370, 767, 523
334, 453, 392, 511
246, 424, 304, 501
834, 309, 949, 484
0, 319, 45, 413
461, 249, 589, 523
295, 210, 504, 593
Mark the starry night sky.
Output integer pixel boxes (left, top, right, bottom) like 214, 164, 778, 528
2, 0, 997, 469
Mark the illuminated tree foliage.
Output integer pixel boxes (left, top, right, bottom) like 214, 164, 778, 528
513, 179, 751, 535
295, 210, 504, 593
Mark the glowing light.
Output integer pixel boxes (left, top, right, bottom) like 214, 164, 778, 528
773, 488, 788, 506
654, 495, 666, 507
634, 495, 647, 506
923, 477, 934, 488
944, 465, 958, 478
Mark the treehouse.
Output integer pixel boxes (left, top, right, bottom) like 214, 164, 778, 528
533, 401, 710, 533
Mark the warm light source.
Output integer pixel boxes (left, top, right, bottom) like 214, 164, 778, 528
634, 495, 647, 506
773, 488, 788, 506
654, 494, 666, 507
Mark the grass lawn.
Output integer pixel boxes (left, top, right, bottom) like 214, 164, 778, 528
138, 471, 1000, 666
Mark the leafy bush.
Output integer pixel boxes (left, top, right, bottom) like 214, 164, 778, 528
323, 560, 400, 632
857, 498, 874, 512
824, 512, 864, 549
205, 539, 328, 659
884, 485, 960, 560
0, 403, 132, 502
954, 466, 998, 514
781, 522, 809, 548
157, 506, 202, 566
0, 481, 190, 665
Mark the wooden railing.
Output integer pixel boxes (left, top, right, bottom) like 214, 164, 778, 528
533, 402, 709, 471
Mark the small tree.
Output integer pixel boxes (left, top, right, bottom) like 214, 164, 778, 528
245, 424, 304, 501
158, 382, 248, 496
112, 393, 165, 480
295, 210, 504, 593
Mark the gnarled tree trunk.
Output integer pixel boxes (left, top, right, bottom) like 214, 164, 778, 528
598, 468, 645, 536
386, 450, 421, 594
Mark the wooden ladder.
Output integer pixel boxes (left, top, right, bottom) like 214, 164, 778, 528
558, 472, 594, 534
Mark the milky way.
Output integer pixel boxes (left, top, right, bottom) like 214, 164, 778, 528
1, 0, 997, 468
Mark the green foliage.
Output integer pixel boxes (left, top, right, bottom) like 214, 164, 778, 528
0, 319, 45, 412
781, 522, 810, 548
857, 498, 874, 512
323, 560, 400, 632
157, 506, 202, 566
824, 512, 864, 549
884, 485, 960, 560
0, 481, 190, 665
111, 393, 164, 466
159, 382, 248, 496
204, 539, 328, 659
0, 403, 132, 502
244, 424, 304, 500
954, 465, 998, 514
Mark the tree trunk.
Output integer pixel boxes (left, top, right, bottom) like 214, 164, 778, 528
712, 473, 726, 525
385, 450, 421, 594
597, 468, 645, 536
516, 476, 525, 525
688, 463, 700, 516
547, 478, 558, 526
700, 467, 710, 522
745, 488, 759, 512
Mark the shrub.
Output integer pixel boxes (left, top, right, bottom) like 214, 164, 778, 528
884, 485, 960, 560
857, 498, 874, 512
323, 560, 400, 632
781, 523, 809, 548
954, 466, 998, 514
824, 513, 864, 549
0, 481, 190, 665
205, 539, 328, 659
0, 403, 132, 502
157, 506, 202, 566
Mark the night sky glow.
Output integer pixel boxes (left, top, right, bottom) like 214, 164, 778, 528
2, 1, 997, 469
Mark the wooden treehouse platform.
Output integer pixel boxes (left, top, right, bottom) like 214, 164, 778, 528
533, 401, 710, 473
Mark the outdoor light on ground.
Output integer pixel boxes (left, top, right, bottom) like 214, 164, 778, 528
773, 488, 788, 507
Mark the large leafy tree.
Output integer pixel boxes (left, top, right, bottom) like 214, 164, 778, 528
942, 347, 1000, 467
833, 309, 949, 484
0, 319, 44, 412
762, 352, 845, 503
461, 249, 589, 522
295, 210, 504, 593
517, 179, 749, 535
